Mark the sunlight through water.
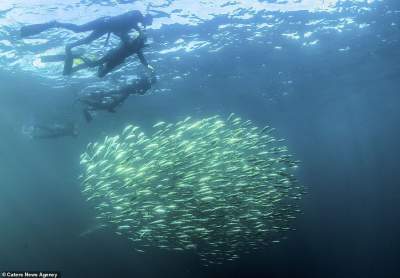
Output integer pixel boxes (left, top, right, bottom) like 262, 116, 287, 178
0, 0, 380, 90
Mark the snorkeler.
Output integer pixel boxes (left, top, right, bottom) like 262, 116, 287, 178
24, 122, 78, 139
69, 31, 153, 77
20, 10, 153, 75
78, 74, 156, 122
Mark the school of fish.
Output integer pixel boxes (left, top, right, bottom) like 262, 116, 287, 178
79, 114, 304, 265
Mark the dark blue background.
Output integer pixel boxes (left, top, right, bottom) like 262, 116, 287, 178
0, 0, 399, 277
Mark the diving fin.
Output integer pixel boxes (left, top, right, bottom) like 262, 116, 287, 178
20, 21, 56, 38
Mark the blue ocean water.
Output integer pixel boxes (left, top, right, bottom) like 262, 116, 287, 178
0, 0, 399, 277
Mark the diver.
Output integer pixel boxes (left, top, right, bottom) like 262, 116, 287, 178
23, 122, 78, 139
69, 30, 153, 77
78, 74, 156, 122
20, 10, 153, 75
79, 90, 131, 122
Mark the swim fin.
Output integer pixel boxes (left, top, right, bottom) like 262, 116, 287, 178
20, 21, 56, 38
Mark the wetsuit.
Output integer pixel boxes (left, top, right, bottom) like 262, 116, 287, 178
79, 75, 155, 122
20, 11, 152, 75
71, 31, 150, 77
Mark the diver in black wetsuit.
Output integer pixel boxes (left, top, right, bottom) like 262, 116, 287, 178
25, 123, 78, 139
70, 31, 153, 77
78, 74, 156, 122
20, 10, 153, 75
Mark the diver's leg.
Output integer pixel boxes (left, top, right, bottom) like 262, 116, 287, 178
21, 18, 106, 37
32, 134, 58, 139
51, 22, 83, 32
30, 126, 56, 139
70, 55, 106, 74
54, 17, 106, 33
63, 30, 104, 75
20, 21, 58, 37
